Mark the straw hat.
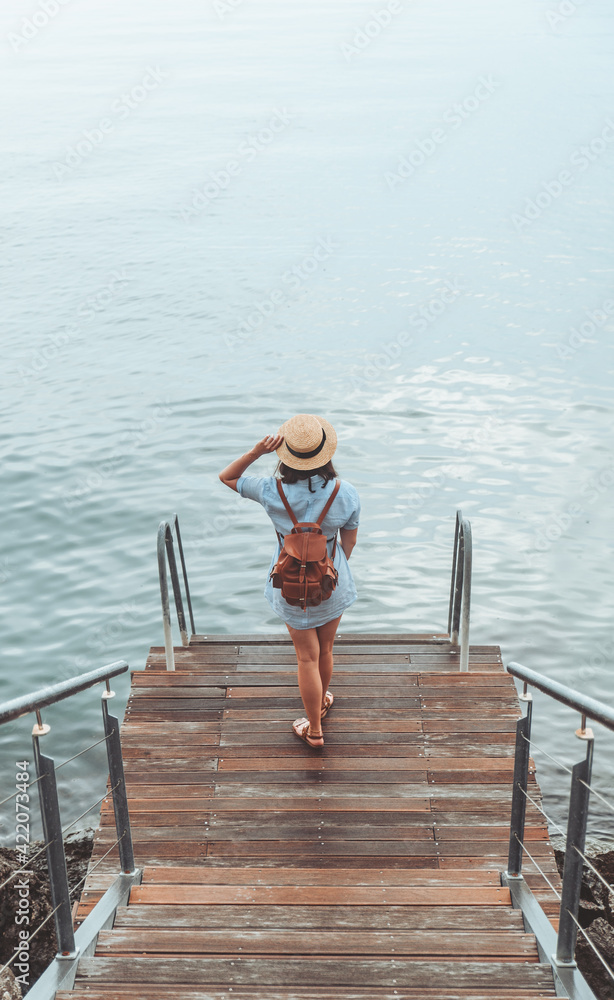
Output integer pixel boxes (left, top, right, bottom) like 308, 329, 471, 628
276, 414, 337, 471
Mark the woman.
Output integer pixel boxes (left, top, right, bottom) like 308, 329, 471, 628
219, 414, 360, 749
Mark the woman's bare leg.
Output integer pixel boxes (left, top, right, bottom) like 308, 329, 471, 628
285, 623, 323, 737
316, 615, 342, 707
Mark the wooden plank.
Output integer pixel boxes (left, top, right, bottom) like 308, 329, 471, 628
205, 842, 440, 859
139, 867, 502, 886
95, 926, 538, 959
200, 822, 435, 842
219, 730, 425, 746
223, 720, 424, 733
130, 885, 511, 905
205, 797, 431, 812
211, 782, 431, 798
238, 645, 415, 657
115, 902, 526, 930
60, 991, 556, 1000
222, 697, 422, 710
134, 672, 421, 687
191, 633, 459, 643
433, 826, 549, 842
215, 757, 512, 772
227, 686, 420, 699
123, 784, 214, 797
121, 745, 220, 758
215, 767, 430, 781
158, 634, 497, 647
75, 956, 553, 989
124, 712, 224, 722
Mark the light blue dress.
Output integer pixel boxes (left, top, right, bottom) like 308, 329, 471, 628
236, 474, 360, 629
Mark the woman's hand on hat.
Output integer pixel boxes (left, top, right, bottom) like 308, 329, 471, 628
252, 433, 284, 459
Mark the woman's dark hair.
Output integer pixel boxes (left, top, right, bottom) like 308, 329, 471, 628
276, 460, 337, 493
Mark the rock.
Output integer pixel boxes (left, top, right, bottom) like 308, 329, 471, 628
576, 917, 614, 1000
0, 835, 93, 997
0, 968, 22, 1000
586, 917, 614, 965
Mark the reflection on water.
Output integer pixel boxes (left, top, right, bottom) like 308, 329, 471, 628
1, 0, 613, 842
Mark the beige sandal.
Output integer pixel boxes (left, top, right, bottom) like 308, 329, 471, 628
292, 718, 324, 749
321, 691, 334, 719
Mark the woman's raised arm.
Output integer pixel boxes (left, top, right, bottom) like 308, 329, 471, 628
218, 433, 284, 492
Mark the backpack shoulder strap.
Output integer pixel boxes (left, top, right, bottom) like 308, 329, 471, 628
316, 479, 341, 526
276, 478, 298, 526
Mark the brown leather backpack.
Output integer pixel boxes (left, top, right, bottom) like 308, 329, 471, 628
269, 479, 341, 610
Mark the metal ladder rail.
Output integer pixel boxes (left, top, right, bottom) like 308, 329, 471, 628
157, 513, 196, 671
447, 509, 472, 670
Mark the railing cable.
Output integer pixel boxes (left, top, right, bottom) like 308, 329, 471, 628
578, 779, 614, 816
513, 834, 562, 900
517, 784, 566, 837
69, 832, 126, 896
61, 780, 120, 837
55, 731, 113, 771
521, 732, 573, 775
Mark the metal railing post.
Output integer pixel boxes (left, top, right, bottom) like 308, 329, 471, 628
157, 522, 175, 671
31, 718, 76, 957
101, 686, 135, 875
165, 530, 188, 646
459, 519, 472, 672
507, 694, 533, 877
158, 516, 195, 671
448, 510, 462, 638
174, 515, 196, 636
556, 729, 594, 967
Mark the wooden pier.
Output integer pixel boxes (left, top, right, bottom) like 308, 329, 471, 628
60, 633, 563, 999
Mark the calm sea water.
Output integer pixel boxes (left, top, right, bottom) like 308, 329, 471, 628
1, 0, 614, 845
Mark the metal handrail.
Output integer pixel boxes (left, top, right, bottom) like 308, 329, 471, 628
503, 659, 609, 1000
157, 513, 196, 671
0, 662, 141, 999
0, 661, 129, 725
507, 661, 614, 732
447, 509, 472, 670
